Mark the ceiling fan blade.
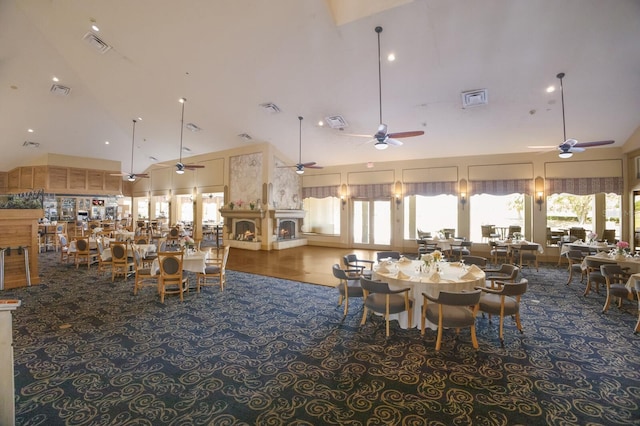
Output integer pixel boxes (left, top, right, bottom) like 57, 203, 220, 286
306, 164, 323, 169
110, 172, 129, 176
184, 164, 205, 170
386, 138, 403, 147
573, 140, 614, 148
339, 132, 374, 138
388, 130, 424, 139
567, 147, 585, 153
300, 162, 316, 167
133, 173, 149, 178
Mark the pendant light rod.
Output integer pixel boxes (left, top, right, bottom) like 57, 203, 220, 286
298, 115, 303, 164
557, 72, 566, 142
376, 26, 383, 125
179, 97, 186, 163
129, 119, 137, 175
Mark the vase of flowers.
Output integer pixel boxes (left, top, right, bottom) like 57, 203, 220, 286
421, 253, 434, 272
614, 241, 629, 260
249, 201, 256, 210
181, 236, 196, 252
228, 202, 235, 210
587, 231, 598, 244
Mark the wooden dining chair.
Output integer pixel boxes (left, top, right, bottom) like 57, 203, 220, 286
421, 289, 482, 350
599, 264, 631, 314
111, 242, 134, 282
332, 264, 364, 317
342, 254, 374, 278
375, 251, 401, 262
96, 238, 112, 273
197, 246, 231, 292
75, 238, 98, 269
476, 279, 528, 345
360, 276, 412, 337
132, 249, 158, 296
158, 251, 188, 303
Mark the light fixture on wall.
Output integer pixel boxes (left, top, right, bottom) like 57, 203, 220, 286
459, 179, 468, 210
535, 176, 545, 211
340, 183, 348, 210
394, 181, 402, 209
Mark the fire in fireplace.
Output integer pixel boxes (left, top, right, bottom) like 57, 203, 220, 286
278, 220, 296, 240
234, 220, 256, 241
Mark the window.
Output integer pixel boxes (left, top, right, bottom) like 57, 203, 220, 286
176, 195, 193, 224
605, 193, 621, 240
202, 193, 224, 224
469, 193, 524, 241
546, 193, 593, 232
136, 198, 149, 219
302, 197, 340, 235
404, 194, 457, 238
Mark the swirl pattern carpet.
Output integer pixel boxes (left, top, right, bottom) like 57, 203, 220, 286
4, 251, 640, 425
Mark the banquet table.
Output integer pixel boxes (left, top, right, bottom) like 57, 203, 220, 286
560, 241, 613, 256
502, 240, 544, 254
583, 252, 640, 274
151, 250, 214, 275
422, 238, 463, 253
101, 243, 156, 261
68, 238, 99, 253
373, 259, 485, 330
113, 231, 135, 242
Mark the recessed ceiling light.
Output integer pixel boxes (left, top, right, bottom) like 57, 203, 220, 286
137, 117, 142, 121
52, 77, 59, 82
27, 128, 34, 133
546, 85, 555, 93
91, 24, 100, 32
105, 141, 109, 145
387, 53, 395, 62
318, 121, 324, 127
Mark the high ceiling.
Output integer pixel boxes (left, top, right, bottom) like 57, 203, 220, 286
1, 0, 639, 174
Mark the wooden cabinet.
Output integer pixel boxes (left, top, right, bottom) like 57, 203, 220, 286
6, 166, 122, 195
0, 209, 41, 289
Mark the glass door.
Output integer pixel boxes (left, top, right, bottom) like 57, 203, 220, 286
352, 199, 392, 248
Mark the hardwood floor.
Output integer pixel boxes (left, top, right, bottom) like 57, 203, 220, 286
224, 246, 380, 286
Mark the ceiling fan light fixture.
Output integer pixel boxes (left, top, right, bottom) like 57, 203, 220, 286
296, 168, 304, 175
176, 169, 185, 175
127, 175, 136, 182
559, 151, 573, 159
374, 141, 388, 150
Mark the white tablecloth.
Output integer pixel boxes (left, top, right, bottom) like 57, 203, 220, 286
560, 241, 612, 256
583, 253, 640, 274
114, 231, 135, 242
151, 251, 210, 275
101, 244, 156, 261
373, 260, 485, 329
502, 240, 544, 254
68, 238, 98, 253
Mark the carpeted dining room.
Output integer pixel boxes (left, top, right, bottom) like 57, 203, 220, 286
5, 249, 640, 425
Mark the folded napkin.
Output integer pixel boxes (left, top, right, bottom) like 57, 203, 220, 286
396, 271, 411, 280
428, 272, 441, 282
376, 265, 390, 273
398, 256, 411, 264
383, 260, 394, 267
449, 262, 462, 267
594, 251, 609, 258
468, 264, 483, 274
461, 270, 479, 280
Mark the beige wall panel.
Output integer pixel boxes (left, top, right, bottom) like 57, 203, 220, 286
402, 166, 458, 182
8, 169, 20, 189
348, 170, 395, 185
302, 173, 341, 187
0, 172, 7, 191
469, 163, 534, 180
545, 159, 622, 178
194, 158, 225, 187
150, 167, 172, 191
48, 167, 67, 190
69, 169, 87, 190
87, 170, 104, 191
172, 170, 196, 194
33, 166, 47, 189
20, 167, 34, 189
104, 174, 122, 192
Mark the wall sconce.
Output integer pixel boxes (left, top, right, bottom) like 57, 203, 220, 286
459, 178, 468, 210
536, 191, 544, 211
395, 193, 402, 208
340, 183, 348, 210
534, 176, 545, 211
394, 181, 403, 209
340, 195, 347, 209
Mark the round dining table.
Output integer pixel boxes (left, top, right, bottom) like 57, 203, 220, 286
373, 259, 485, 330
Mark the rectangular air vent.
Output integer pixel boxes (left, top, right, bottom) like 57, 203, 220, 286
461, 89, 488, 108
23, 141, 40, 148
238, 133, 252, 141
259, 102, 281, 113
82, 31, 111, 53
50, 84, 71, 96
325, 115, 348, 129
185, 123, 201, 132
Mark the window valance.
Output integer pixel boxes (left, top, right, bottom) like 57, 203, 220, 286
546, 177, 623, 195
348, 183, 392, 198
470, 179, 533, 196
403, 181, 457, 196
302, 186, 340, 199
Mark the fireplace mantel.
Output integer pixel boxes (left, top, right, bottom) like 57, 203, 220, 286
269, 209, 305, 219
219, 208, 266, 219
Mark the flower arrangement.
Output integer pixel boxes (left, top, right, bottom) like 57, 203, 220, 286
249, 200, 256, 210
235, 200, 244, 209
181, 236, 195, 249
228, 201, 235, 210
432, 250, 443, 263
421, 253, 434, 268
615, 240, 629, 255
587, 231, 598, 243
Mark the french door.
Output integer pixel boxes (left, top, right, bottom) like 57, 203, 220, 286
352, 198, 392, 248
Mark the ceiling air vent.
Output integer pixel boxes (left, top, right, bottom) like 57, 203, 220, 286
50, 84, 71, 96
82, 31, 111, 54
23, 141, 40, 148
259, 102, 281, 113
238, 133, 252, 141
185, 123, 201, 132
461, 89, 488, 108
325, 115, 348, 129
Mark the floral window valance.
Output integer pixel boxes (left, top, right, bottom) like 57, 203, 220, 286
302, 186, 340, 199
403, 181, 457, 196
349, 183, 393, 198
469, 179, 533, 196
546, 177, 623, 195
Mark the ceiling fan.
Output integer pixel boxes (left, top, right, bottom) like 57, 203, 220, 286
368, 26, 424, 150
555, 72, 614, 159
280, 116, 323, 175
175, 97, 205, 174
110, 119, 149, 182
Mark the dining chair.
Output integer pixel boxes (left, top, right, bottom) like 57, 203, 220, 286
600, 229, 616, 243
421, 289, 482, 350
57, 234, 73, 263
96, 238, 112, 273
135, 236, 149, 245
507, 225, 521, 239
584, 258, 609, 296
342, 254, 374, 278
565, 249, 585, 285
332, 264, 364, 317
132, 249, 158, 295
461, 255, 487, 269
450, 240, 472, 261
158, 251, 188, 303
476, 278, 528, 345
375, 251, 401, 262
489, 241, 509, 266
599, 264, 631, 314
167, 227, 181, 247
197, 245, 231, 292
111, 242, 134, 282
484, 264, 519, 289
513, 244, 539, 271
633, 279, 640, 335
360, 276, 413, 337
75, 238, 98, 269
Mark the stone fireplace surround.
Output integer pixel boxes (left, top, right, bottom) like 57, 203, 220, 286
220, 208, 307, 251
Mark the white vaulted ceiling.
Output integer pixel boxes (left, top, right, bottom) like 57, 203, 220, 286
1, 0, 639, 174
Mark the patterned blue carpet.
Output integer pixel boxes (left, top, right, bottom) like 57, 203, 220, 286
4, 251, 640, 425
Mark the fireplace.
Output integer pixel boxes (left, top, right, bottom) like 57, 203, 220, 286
278, 220, 296, 240
271, 209, 307, 250
234, 220, 256, 241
